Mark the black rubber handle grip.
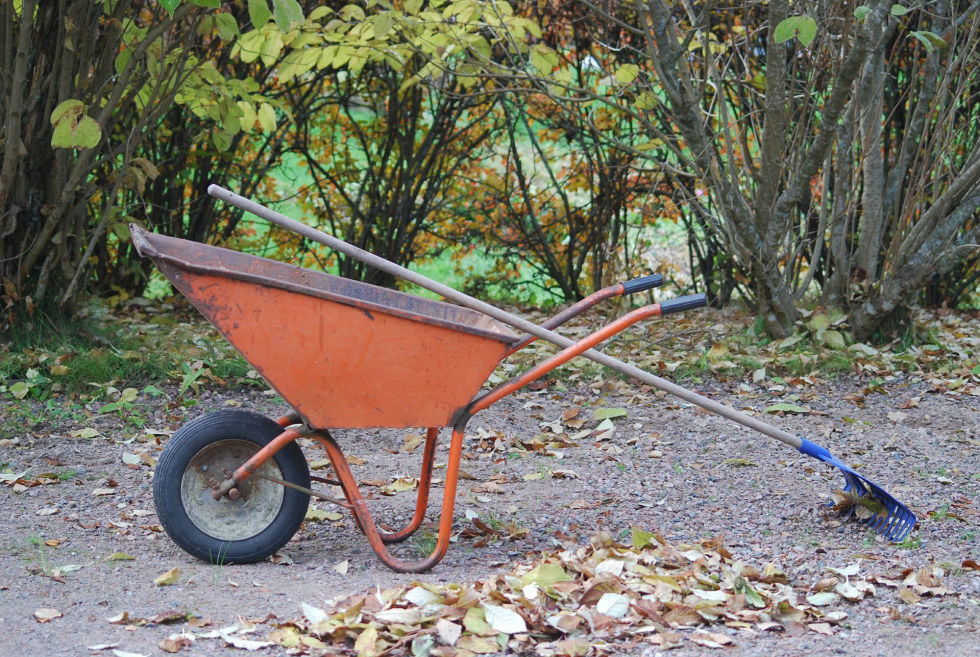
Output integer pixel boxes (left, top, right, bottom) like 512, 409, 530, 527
620, 274, 664, 294
659, 293, 707, 315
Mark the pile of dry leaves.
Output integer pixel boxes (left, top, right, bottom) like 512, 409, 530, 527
134, 529, 959, 656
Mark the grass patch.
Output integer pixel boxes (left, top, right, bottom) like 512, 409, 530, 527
1, 299, 258, 401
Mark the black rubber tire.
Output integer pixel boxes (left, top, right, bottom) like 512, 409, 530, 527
153, 409, 310, 564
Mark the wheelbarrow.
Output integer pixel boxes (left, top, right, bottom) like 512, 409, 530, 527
132, 185, 915, 573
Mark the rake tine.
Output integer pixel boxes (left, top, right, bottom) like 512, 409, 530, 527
798, 438, 916, 542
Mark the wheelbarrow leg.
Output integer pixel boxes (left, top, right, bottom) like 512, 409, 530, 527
310, 422, 466, 573
301, 427, 439, 544
377, 427, 440, 544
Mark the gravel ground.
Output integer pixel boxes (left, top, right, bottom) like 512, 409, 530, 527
1, 373, 978, 656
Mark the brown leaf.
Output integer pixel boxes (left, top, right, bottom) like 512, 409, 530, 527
579, 576, 623, 606
690, 631, 734, 648
554, 638, 590, 657
158, 635, 192, 653
631, 598, 666, 625
664, 604, 702, 627
812, 576, 838, 592
470, 481, 504, 494
898, 587, 921, 604
457, 635, 500, 654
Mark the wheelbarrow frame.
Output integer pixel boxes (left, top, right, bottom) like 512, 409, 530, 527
225, 296, 690, 572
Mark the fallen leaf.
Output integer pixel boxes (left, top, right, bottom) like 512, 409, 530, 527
401, 433, 423, 453
763, 402, 811, 415
456, 635, 500, 653
221, 635, 274, 650
353, 623, 380, 657
34, 608, 62, 622
381, 477, 418, 494
158, 634, 193, 653
835, 581, 864, 601
374, 608, 424, 624
690, 631, 734, 648
305, 508, 342, 522
592, 407, 628, 420
596, 592, 630, 618
435, 617, 461, 646
333, 559, 350, 575
806, 592, 840, 606
154, 567, 181, 586
404, 585, 442, 607
302, 602, 328, 625
106, 552, 135, 561
899, 587, 921, 604
550, 469, 579, 479
483, 603, 527, 634
92, 488, 116, 496
521, 562, 572, 589
554, 638, 591, 656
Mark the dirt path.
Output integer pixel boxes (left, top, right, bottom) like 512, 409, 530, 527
2, 375, 978, 656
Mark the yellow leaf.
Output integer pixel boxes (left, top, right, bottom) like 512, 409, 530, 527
706, 343, 729, 363
353, 622, 379, 657
154, 567, 181, 586
257, 102, 276, 132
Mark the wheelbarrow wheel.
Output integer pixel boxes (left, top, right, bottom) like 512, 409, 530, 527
153, 409, 310, 564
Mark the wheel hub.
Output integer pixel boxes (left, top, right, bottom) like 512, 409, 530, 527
180, 439, 285, 542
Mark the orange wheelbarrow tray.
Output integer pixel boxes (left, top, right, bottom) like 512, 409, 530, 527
132, 185, 915, 573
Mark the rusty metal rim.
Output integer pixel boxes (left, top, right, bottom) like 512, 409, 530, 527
132, 227, 519, 346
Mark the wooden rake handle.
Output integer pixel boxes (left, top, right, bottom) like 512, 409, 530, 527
207, 184, 804, 451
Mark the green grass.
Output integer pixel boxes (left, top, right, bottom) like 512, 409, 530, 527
2, 307, 171, 396
897, 533, 921, 550
57, 469, 78, 482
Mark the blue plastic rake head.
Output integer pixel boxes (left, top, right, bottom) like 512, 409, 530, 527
799, 438, 916, 541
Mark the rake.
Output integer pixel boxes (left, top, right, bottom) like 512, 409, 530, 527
206, 184, 917, 542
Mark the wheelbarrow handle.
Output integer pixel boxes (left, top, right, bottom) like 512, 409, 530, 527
505, 276, 665, 356
620, 274, 664, 295
660, 293, 707, 315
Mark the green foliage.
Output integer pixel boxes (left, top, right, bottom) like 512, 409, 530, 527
773, 15, 818, 46
49, 100, 102, 149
